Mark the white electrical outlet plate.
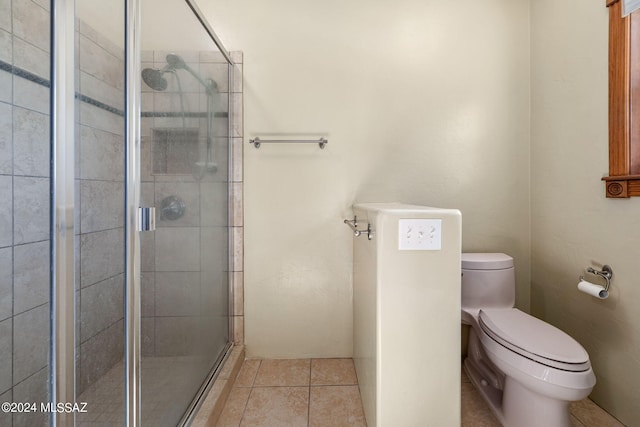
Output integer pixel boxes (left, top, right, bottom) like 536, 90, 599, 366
398, 219, 442, 251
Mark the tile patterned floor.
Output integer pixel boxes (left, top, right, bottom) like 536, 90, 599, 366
216, 358, 366, 427
219, 358, 626, 427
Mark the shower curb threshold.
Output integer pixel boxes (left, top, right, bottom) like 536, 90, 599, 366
191, 345, 245, 427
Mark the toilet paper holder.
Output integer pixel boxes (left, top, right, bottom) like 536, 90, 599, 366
580, 265, 613, 293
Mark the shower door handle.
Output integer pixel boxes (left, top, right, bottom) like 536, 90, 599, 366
138, 207, 156, 232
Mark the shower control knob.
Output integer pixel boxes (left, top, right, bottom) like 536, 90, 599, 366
161, 195, 186, 220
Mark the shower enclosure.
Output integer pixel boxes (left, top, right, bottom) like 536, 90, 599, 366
0, 0, 238, 425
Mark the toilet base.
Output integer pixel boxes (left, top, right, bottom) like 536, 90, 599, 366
465, 358, 574, 427
465, 327, 576, 427
463, 358, 505, 425
502, 376, 572, 427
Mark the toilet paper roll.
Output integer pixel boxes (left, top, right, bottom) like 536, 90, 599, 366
577, 279, 609, 299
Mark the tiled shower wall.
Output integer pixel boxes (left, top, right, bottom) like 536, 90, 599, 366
0, 0, 52, 426
75, 19, 126, 395
3, 2, 126, 423
2, 0, 128, 403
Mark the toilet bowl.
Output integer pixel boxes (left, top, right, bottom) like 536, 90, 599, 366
462, 253, 596, 427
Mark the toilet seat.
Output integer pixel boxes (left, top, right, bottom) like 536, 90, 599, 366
479, 308, 591, 372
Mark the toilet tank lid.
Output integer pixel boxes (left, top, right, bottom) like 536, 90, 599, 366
462, 253, 513, 270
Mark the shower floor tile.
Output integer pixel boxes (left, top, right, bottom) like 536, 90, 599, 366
77, 356, 209, 427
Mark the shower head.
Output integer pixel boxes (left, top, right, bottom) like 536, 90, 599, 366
142, 53, 218, 94
141, 68, 168, 91
140, 54, 184, 92
166, 53, 186, 70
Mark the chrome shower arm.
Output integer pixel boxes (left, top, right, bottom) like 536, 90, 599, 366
182, 62, 217, 94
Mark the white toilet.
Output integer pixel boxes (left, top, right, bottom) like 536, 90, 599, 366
461, 253, 596, 427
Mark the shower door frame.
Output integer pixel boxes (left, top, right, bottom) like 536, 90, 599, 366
50, 0, 236, 425
51, 0, 77, 425
124, 0, 142, 425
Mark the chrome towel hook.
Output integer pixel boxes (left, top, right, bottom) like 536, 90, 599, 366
344, 216, 373, 240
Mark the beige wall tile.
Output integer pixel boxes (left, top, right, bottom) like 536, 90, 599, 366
80, 227, 124, 287
79, 125, 125, 181
79, 71, 124, 111
79, 102, 123, 135
0, 0, 10, 33
80, 274, 124, 342
231, 138, 243, 183
155, 272, 201, 317
0, 70, 9, 105
77, 320, 124, 394
0, 319, 11, 393
154, 227, 200, 272
13, 241, 50, 314
232, 227, 243, 272
13, 36, 48, 78
232, 183, 243, 227
0, 248, 11, 320
12, 367, 47, 427
12, 0, 49, 52
232, 272, 244, 316
233, 315, 244, 345
13, 107, 49, 177
80, 180, 124, 233
0, 102, 11, 173
0, 177, 10, 248
79, 34, 124, 90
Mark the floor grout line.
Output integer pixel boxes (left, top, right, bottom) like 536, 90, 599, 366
307, 360, 312, 427
237, 386, 252, 427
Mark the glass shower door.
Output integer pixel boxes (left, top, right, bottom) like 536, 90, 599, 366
139, 0, 231, 424
44, 0, 232, 425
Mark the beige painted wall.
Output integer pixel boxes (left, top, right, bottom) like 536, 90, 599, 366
202, 0, 531, 358
531, 1, 640, 425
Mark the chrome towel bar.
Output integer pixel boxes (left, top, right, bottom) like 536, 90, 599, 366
344, 216, 373, 240
249, 137, 328, 149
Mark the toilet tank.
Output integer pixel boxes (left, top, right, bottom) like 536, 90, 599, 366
461, 253, 515, 310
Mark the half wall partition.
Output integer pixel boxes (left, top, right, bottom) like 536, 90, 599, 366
0, 0, 236, 425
